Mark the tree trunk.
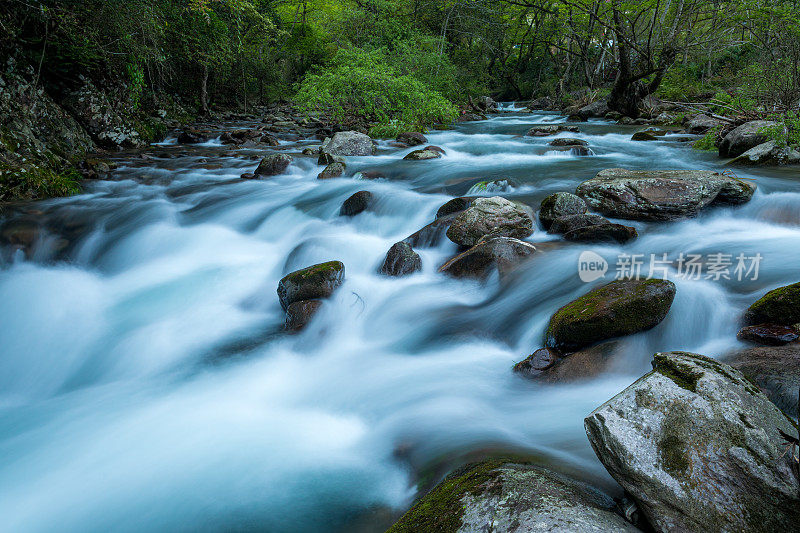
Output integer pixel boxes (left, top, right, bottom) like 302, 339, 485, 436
200, 64, 209, 116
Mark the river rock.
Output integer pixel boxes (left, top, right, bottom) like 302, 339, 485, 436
719, 120, 777, 158
585, 351, 800, 533
725, 343, 800, 412
404, 214, 457, 248
563, 223, 638, 244
340, 191, 373, 216
404, 148, 442, 160
576, 168, 756, 221
744, 281, 800, 325
285, 299, 323, 332
525, 125, 580, 137
728, 140, 800, 166
380, 242, 421, 277
387, 459, 641, 533
513, 347, 560, 378
736, 323, 799, 346
439, 237, 537, 279
535, 341, 621, 383
545, 279, 676, 353
685, 114, 724, 134
578, 100, 609, 120
539, 192, 587, 229
322, 131, 374, 156
396, 132, 427, 146
446, 196, 534, 246
548, 214, 609, 235
317, 161, 346, 180
277, 261, 345, 311
255, 153, 293, 176
177, 129, 207, 144
548, 138, 588, 147
436, 197, 474, 219
466, 179, 516, 195
318, 152, 346, 165
631, 131, 657, 141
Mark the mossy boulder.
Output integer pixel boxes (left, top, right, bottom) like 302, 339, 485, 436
387, 460, 641, 533
317, 161, 345, 180
631, 131, 658, 141
539, 192, 587, 229
255, 153, 293, 177
548, 138, 588, 147
576, 168, 756, 221
547, 214, 608, 235
436, 197, 473, 219
545, 279, 676, 352
446, 196, 534, 247
585, 351, 800, 533
285, 299, 322, 332
277, 261, 345, 311
744, 281, 800, 325
439, 237, 537, 279
719, 120, 776, 158
380, 242, 421, 277
404, 147, 443, 160
396, 132, 427, 146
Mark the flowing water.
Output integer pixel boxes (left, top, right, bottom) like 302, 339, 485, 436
1, 111, 799, 532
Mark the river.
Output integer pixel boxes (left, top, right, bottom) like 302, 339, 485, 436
1, 108, 799, 532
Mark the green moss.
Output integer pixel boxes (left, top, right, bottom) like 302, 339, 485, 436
746, 282, 800, 325
282, 261, 345, 283
0, 162, 81, 201
387, 460, 507, 533
693, 127, 720, 151
658, 433, 692, 477
652, 352, 703, 392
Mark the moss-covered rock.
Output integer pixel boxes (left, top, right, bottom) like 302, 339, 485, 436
317, 161, 346, 180
744, 281, 800, 325
255, 153, 293, 177
403, 148, 442, 160
585, 351, 800, 533
387, 459, 640, 533
380, 242, 421, 277
277, 261, 345, 311
545, 279, 676, 352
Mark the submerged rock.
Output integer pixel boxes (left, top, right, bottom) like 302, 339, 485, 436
404, 214, 457, 248
548, 138, 588, 147
317, 161, 346, 180
439, 237, 536, 279
277, 261, 345, 311
525, 125, 580, 137
631, 131, 657, 141
545, 279, 676, 353
719, 120, 777, 158
446, 196, 534, 246
547, 214, 609, 235
539, 192, 587, 230
387, 460, 641, 533
322, 131, 374, 156
396, 132, 427, 146
255, 153, 293, 177
436, 197, 474, 219
736, 323, 799, 346
576, 168, 755, 221
340, 191, 374, 216
534, 341, 621, 383
744, 281, 800, 325
563, 223, 637, 244
285, 299, 323, 332
725, 343, 800, 412
585, 351, 800, 533
380, 242, 422, 277
404, 146, 445, 160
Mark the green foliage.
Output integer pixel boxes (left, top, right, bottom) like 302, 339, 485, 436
295, 48, 458, 131
0, 164, 81, 202
760, 113, 800, 148
693, 127, 720, 151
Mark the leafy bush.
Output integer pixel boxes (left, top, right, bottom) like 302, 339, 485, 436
693, 127, 720, 151
760, 113, 800, 148
295, 48, 458, 134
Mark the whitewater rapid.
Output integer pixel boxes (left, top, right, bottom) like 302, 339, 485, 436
1, 111, 799, 532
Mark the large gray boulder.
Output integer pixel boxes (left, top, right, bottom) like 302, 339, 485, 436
446, 196, 534, 247
729, 140, 800, 166
685, 114, 724, 134
545, 279, 676, 352
387, 460, 641, 533
578, 100, 609, 120
322, 131, 374, 156
585, 351, 800, 533
277, 261, 345, 311
255, 153, 293, 176
439, 237, 536, 279
719, 120, 777, 158
576, 169, 756, 221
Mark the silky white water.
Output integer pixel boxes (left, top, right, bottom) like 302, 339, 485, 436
1, 111, 799, 532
